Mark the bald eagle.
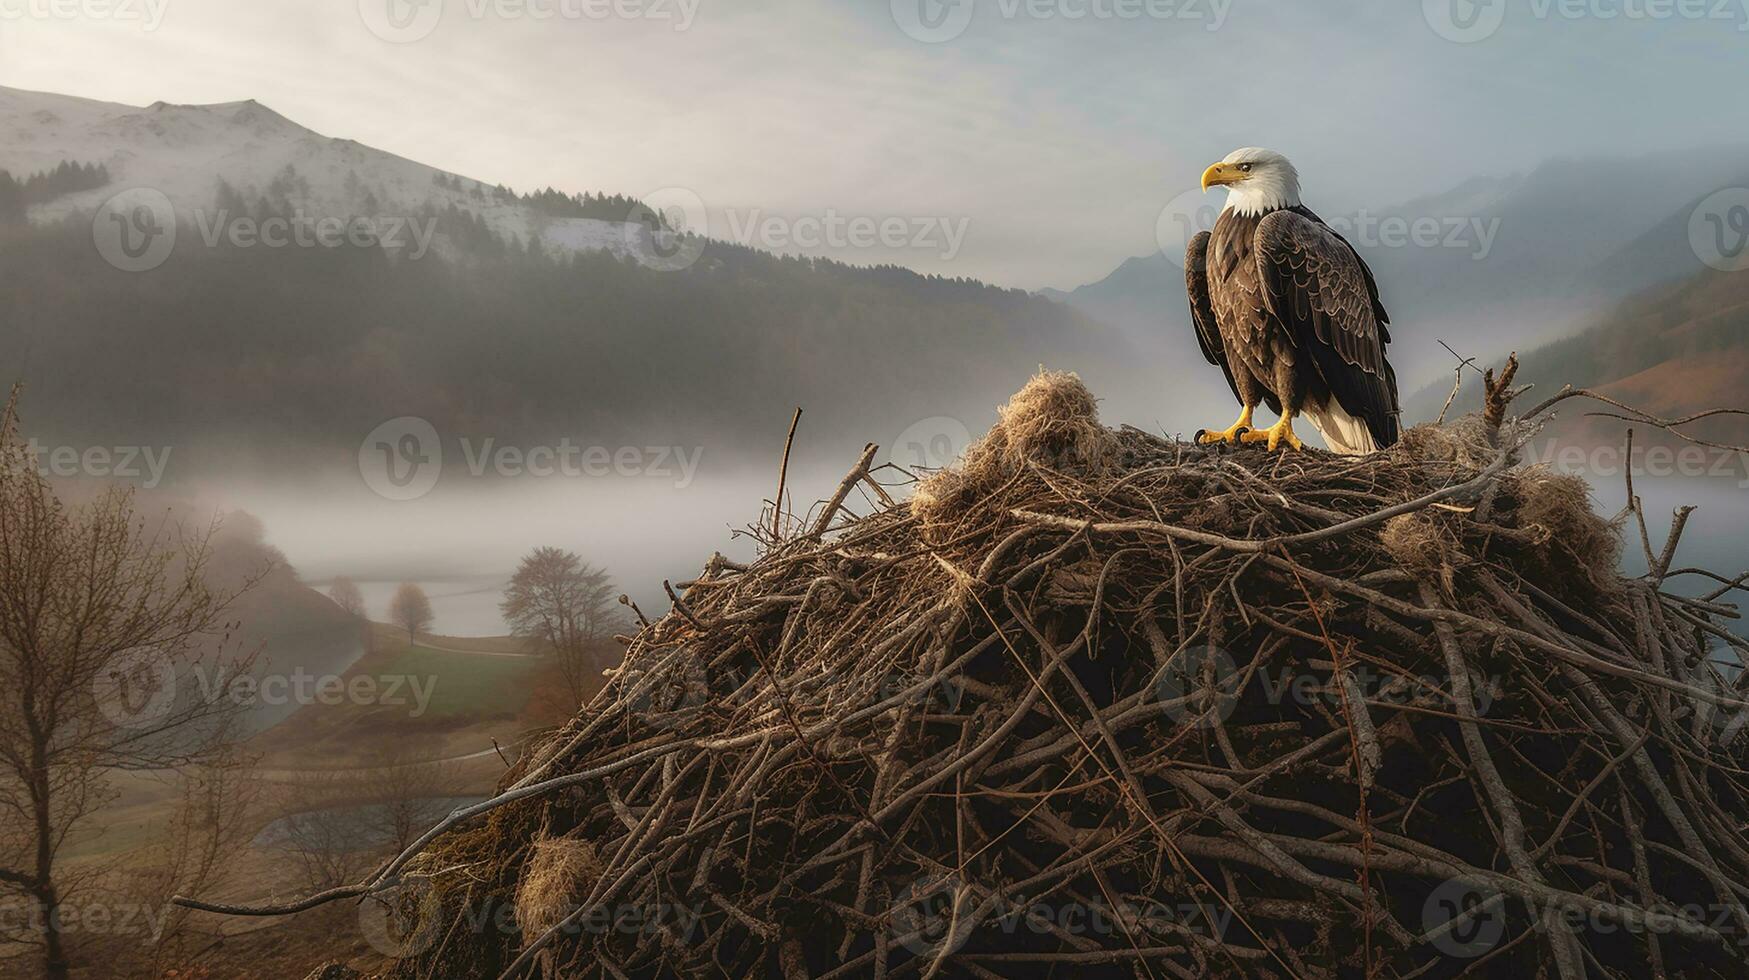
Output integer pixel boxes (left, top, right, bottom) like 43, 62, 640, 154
1186, 148, 1400, 454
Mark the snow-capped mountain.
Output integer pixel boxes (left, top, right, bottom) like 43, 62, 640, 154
0, 84, 636, 258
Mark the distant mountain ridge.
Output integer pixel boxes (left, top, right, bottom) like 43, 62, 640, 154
0, 84, 638, 260
1404, 267, 1749, 452
0, 84, 1149, 475
1046, 147, 1749, 397
9, 82, 1746, 463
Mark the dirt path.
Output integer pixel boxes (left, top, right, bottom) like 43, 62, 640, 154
411, 637, 539, 659
253, 744, 512, 782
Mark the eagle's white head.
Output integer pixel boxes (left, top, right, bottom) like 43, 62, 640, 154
1201, 147, 1302, 217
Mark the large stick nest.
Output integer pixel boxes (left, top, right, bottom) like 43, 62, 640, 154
372, 372, 1749, 979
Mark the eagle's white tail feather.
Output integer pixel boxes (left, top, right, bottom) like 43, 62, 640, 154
1304, 403, 1377, 456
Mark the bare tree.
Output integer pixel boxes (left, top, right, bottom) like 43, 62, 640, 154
115, 760, 260, 976
0, 388, 257, 980
369, 745, 455, 854
389, 582, 433, 643
276, 750, 455, 896
276, 772, 371, 893
500, 547, 624, 705
327, 576, 366, 618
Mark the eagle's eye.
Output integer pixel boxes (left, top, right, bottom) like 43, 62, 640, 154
1238, 163, 1253, 173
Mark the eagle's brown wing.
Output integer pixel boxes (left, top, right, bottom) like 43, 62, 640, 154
1185, 231, 1241, 405
1254, 209, 1400, 448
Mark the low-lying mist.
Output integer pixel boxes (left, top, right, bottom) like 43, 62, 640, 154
211, 458, 903, 637
206, 447, 1749, 644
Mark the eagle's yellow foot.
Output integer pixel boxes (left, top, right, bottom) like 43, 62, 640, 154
1195, 408, 1254, 446
1240, 416, 1304, 451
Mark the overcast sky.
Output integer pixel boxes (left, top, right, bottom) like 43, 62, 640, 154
3, 0, 1746, 288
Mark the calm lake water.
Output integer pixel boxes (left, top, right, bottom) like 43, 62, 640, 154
229, 463, 861, 637
218, 464, 1747, 641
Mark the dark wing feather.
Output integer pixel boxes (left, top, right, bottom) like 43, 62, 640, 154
1254, 210, 1400, 447
1185, 231, 1241, 405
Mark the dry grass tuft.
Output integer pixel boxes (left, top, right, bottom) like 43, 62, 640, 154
1394, 416, 1495, 470
349, 374, 1749, 980
514, 836, 602, 947
1510, 466, 1622, 593
1379, 511, 1451, 572
912, 369, 1113, 532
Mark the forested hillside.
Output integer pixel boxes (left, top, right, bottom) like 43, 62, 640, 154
1407, 268, 1749, 447
0, 209, 1133, 474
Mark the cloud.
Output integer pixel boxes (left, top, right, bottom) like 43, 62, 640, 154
3, 0, 1746, 288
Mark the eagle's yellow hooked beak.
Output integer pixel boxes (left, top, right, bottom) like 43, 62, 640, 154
1201, 162, 1247, 191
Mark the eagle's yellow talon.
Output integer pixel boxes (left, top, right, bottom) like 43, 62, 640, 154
1196, 408, 1254, 446
1240, 416, 1303, 451
1197, 423, 1249, 446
